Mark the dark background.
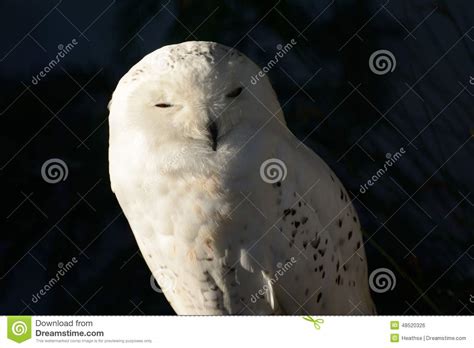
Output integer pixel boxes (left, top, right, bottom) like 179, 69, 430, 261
0, 0, 473, 315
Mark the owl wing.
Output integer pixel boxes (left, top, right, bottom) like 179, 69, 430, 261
244, 130, 375, 315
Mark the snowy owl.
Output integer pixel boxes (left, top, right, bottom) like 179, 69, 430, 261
109, 41, 375, 315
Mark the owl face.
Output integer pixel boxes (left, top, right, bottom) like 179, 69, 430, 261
109, 41, 283, 153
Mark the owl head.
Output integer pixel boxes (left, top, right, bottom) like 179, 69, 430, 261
109, 41, 285, 154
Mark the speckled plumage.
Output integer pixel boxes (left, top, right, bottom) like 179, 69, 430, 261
109, 41, 375, 314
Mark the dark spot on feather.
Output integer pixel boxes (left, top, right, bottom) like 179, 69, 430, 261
311, 239, 321, 249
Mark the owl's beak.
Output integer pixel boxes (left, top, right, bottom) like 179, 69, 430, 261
207, 120, 218, 151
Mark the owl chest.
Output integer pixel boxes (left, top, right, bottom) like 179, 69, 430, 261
121, 172, 235, 254
121, 172, 266, 313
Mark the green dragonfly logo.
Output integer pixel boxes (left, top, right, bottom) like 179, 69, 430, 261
302, 315, 324, 330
